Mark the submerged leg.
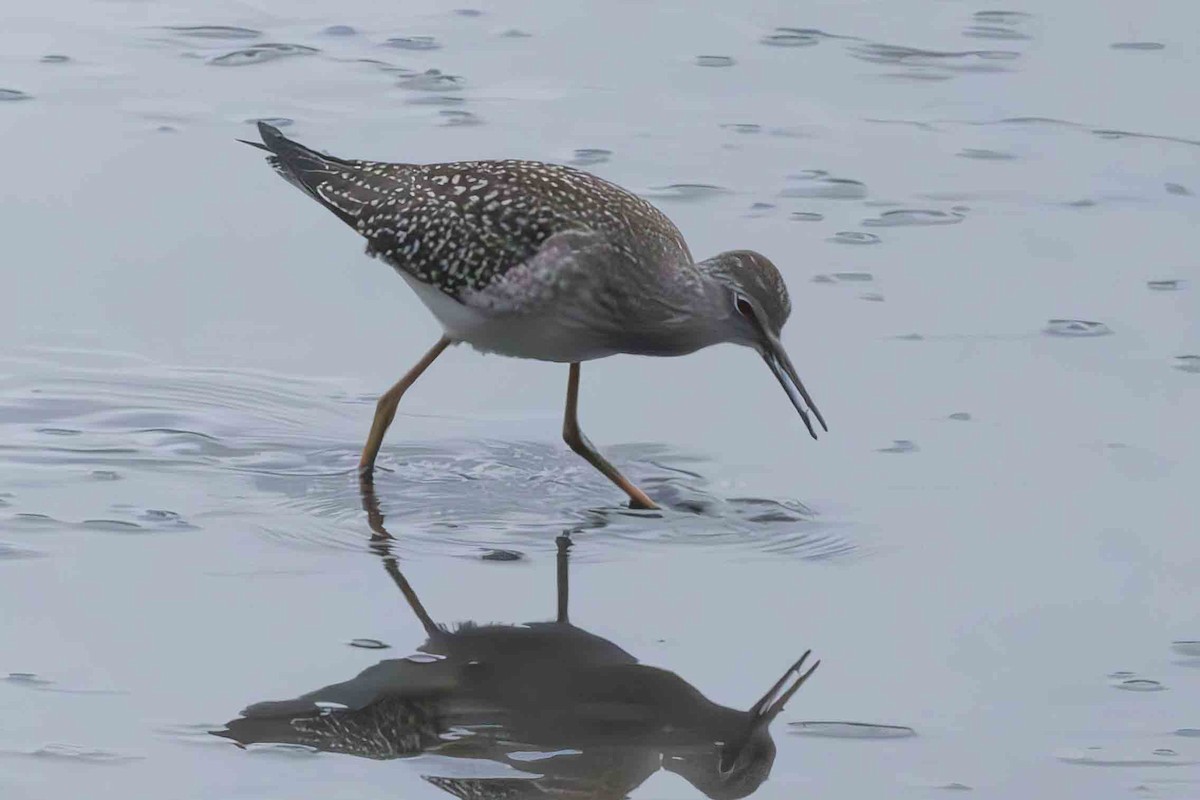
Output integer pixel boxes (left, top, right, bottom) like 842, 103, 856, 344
358, 336, 452, 475
562, 362, 658, 510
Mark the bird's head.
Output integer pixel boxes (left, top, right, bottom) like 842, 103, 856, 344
663, 651, 820, 800
696, 250, 827, 439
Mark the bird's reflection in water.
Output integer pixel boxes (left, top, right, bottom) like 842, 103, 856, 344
215, 479, 819, 800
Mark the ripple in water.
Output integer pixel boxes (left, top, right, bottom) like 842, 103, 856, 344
348, 638, 390, 649
23, 744, 142, 764
0, 359, 854, 561
959, 148, 1017, 161
439, 110, 482, 127
1057, 746, 1194, 767
640, 184, 734, 202
790, 211, 824, 222
760, 28, 823, 47
829, 231, 880, 245
848, 42, 1020, 75
721, 123, 762, 134
208, 44, 318, 67
399, 70, 464, 92
877, 440, 918, 454
245, 117, 294, 128
863, 209, 965, 227
695, 55, 735, 67
1043, 320, 1112, 337
163, 25, 262, 39
1111, 678, 1166, 692
781, 170, 867, 200
0, 88, 33, 101
1174, 641, 1200, 656
1111, 41, 1165, 51
790, 721, 916, 739
40, 54, 70, 64
384, 35, 441, 51
480, 548, 525, 562
1147, 279, 1185, 291
567, 148, 611, 166
322, 25, 357, 36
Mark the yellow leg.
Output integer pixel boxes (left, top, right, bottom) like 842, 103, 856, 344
562, 362, 658, 510
358, 336, 452, 475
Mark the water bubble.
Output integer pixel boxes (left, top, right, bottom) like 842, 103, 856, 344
790, 212, 824, 222
1147, 279, 1185, 291
863, 209, 964, 227
399, 70, 463, 91
781, 171, 867, 199
40, 54, 70, 63
1111, 41, 1165, 51
829, 231, 881, 245
384, 35, 441, 51
1043, 319, 1112, 337
695, 55, 735, 67
641, 184, 734, 202
958, 147, 1017, 160
1165, 182, 1192, 196
322, 25, 357, 36
567, 148, 611, 166
1113, 678, 1166, 692
878, 440, 919, 454
0, 88, 33, 101
744, 202, 776, 217
164, 25, 261, 39
481, 548, 524, 561
761, 28, 822, 47
790, 721, 917, 739
948, 412, 972, 421
209, 43, 318, 67
349, 638, 390, 649
1174, 356, 1200, 373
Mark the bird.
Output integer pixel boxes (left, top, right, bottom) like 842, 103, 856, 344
215, 483, 820, 800
242, 122, 827, 510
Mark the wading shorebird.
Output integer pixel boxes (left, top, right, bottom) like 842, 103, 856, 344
216, 489, 820, 800
244, 123, 827, 509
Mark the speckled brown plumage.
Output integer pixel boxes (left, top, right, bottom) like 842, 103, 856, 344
253, 122, 690, 300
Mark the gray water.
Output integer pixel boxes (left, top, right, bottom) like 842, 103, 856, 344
2, 1, 1198, 797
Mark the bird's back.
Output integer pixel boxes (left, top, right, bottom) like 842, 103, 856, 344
253, 124, 692, 301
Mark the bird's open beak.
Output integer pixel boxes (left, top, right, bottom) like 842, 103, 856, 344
749, 650, 820, 723
760, 333, 828, 440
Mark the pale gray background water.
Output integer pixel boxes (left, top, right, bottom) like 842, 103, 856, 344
2, 0, 1198, 797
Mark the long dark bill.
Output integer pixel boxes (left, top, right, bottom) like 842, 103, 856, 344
761, 333, 828, 440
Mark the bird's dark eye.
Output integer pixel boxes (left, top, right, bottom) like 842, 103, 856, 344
734, 295, 754, 317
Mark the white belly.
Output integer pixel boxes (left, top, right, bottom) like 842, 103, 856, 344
400, 274, 616, 363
